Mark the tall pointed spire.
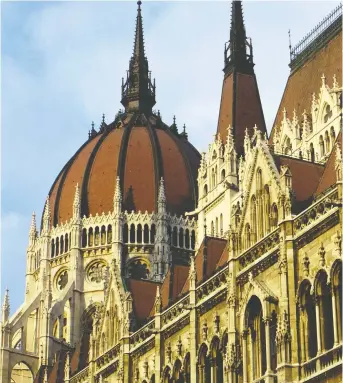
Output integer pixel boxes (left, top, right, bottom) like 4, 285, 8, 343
2, 288, 10, 322
224, 0, 253, 75
29, 212, 37, 244
121, 1, 156, 115
42, 196, 51, 234
73, 183, 81, 219
217, 1, 266, 155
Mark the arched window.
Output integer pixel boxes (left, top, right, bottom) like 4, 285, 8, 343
123, 224, 128, 243
150, 224, 156, 243
315, 271, 334, 351
94, 227, 99, 246
88, 228, 93, 247
230, 152, 235, 173
191, 230, 196, 250
210, 337, 224, 383
284, 137, 292, 155
51, 239, 55, 258
331, 261, 342, 343
323, 104, 332, 123
271, 204, 278, 229
60, 236, 64, 254
179, 228, 184, 248
198, 344, 210, 383
107, 225, 112, 243
330, 126, 336, 142
310, 143, 315, 162
184, 353, 191, 383
257, 169, 263, 191
143, 224, 149, 244
56, 237, 60, 256
221, 169, 225, 182
162, 366, 172, 383
203, 184, 208, 197
245, 224, 251, 250
185, 229, 190, 249
299, 150, 303, 160
172, 227, 178, 247
245, 296, 267, 380
212, 168, 216, 188
220, 214, 223, 236
215, 217, 218, 236
264, 186, 271, 234
137, 224, 142, 244
65, 233, 69, 252
211, 221, 214, 236
82, 229, 87, 248
319, 135, 325, 157
298, 280, 318, 359
325, 131, 330, 153
172, 359, 184, 383
251, 195, 257, 241
129, 224, 135, 243
101, 226, 106, 245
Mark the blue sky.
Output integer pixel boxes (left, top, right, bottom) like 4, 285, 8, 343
1, 0, 340, 314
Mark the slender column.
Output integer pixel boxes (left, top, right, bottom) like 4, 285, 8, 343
242, 330, 248, 383
315, 298, 322, 354
250, 329, 255, 381
300, 309, 307, 361
332, 287, 339, 346
264, 318, 272, 373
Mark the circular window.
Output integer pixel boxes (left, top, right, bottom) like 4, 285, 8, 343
87, 261, 108, 284
56, 269, 68, 290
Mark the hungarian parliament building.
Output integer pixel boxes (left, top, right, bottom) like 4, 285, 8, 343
1, 1, 342, 382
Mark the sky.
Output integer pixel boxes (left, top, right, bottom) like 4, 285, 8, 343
1, 0, 341, 314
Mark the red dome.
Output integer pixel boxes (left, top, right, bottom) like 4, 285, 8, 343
48, 113, 200, 226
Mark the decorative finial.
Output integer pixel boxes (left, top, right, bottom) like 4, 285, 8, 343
288, 29, 292, 61
2, 288, 10, 322
333, 74, 338, 89
73, 183, 81, 219
114, 176, 122, 213
321, 73, 326, 87
29, 212, 37, 240
102, 114, 105, 124
42, 196, 51, 233
137, 0, 142, 9
154, 285, 162, 313
173, 115, 176, 125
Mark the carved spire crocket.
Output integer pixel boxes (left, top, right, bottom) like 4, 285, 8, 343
121, 1, 156, 115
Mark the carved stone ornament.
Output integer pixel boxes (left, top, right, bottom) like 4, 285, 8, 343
202, 321, 208, 341
57, 270, 68, 290
88, 261, 107, 283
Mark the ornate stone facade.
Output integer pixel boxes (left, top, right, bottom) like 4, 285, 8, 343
0, 2, 342, 383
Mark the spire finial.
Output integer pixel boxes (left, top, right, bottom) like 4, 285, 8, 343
73, 183, 81, 219
288, 29, 292, 61
121, 1, 156, 114
2, 288, 10, 322
114, 176, 122, 213
29, 212, 37, 241
224, 0, 253, 74
42, 196, 51, 234
158, 177, 166, 203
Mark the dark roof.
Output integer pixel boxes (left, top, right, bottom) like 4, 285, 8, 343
316, 131, 342, 196
273, 154, 325, 211
270, 28, 342, 143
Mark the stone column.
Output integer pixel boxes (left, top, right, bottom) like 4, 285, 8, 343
315, 298, 322, 354
331, 287, 339, 346
265, 318, 272, 373
242, 330, 248, 383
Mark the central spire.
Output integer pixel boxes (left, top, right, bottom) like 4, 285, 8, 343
224, 0, 254, 75
121, 1, 156, 115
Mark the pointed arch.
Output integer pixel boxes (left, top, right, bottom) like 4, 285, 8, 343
198, 343, 210, 383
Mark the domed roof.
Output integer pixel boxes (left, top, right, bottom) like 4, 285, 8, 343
46, 2, 200, 226
48, 112, 200, 226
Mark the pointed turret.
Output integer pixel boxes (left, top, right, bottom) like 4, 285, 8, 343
42, 196, 51, 234
73, 183, 81, 219
157, 177, 166, 213
2, 289, 10, 322
113, 176, 122, 213
121, 1, 156, 114
224, 0, 253, 74
217, 1, 267, 156
29, 212, 37, 244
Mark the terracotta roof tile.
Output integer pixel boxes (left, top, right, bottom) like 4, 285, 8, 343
88, 129, 124, 215
127, 279, 161, 322
57, 135, 102, 223
274, 155, 324, 206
